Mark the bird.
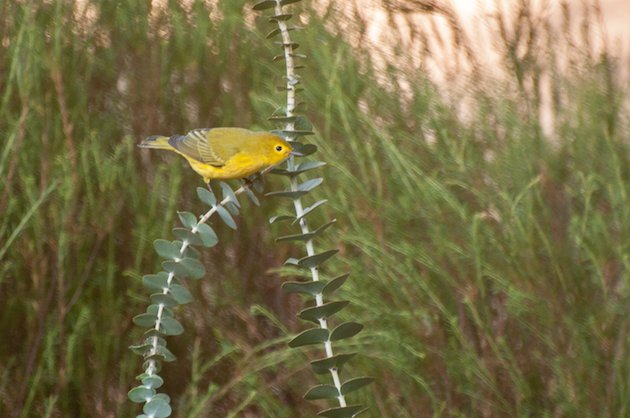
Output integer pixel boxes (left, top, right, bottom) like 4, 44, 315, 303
139, 127, 294, 184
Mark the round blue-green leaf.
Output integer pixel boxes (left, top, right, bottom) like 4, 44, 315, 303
128, 386, 155, 403
173, 227, 203, 247
142, 359, 162, 374
216, 206, 237, 229
288, 328, 329, 348
220, 182, 240, 208
196, 223, 218, 247
330, 322, 363, 341
147, 304, 173, 318
181, 257, 205, 278
282, 280, 325, 295
177, 211, 197, 229
152, 393, 171, 403
150, 293, 178, 308
143, 335, 167, 348
170, 284, 193, 304
153, 239, 181, 260
142, 375, 164, 389
196, 187, 216, 207
298, 249, 339, 269
318, 405, 366, 418
323, 274, 349, 294
225, 201, 240, 216
159, 317, 184, 336
304, 384, 339, 400
151, 345, 176, 362
310, 353, 356, 375
133, 313, 157, 328
143, 396, 172, 418
340, 377, 374, 395
129, 343, 152, 356
162, 258, 205, 279
143, 273, 170, 291
298, 301, 349, 323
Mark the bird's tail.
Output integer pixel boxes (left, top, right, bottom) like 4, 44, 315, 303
138, 135, 174, 150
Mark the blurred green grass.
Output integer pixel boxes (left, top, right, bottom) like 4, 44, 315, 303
1, 1, 629, 417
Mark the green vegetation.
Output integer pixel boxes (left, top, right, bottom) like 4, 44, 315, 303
1, 1, 629, 417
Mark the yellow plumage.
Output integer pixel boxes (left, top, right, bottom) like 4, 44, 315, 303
139, 127, 293, 183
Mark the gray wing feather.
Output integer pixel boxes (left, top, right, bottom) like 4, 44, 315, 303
168, 128, 225, 166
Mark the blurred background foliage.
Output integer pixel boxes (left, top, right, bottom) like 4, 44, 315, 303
1, 0, 629, 417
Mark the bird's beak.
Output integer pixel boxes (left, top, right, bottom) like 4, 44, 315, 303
290, 150, 304, 157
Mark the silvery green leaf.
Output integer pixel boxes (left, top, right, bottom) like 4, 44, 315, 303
323, 273, 349, 294
317, 405, 367, 418
216, 206, 237, 229
143, 396, 172, 418
269, 214, 295, 224
288, 328, 329, 348
143, 272, 170, 291
340, 377, 374, 395
298, 249, 338, 268
150, 293, 178, 308
141, 375, 164, 390
196, 223, 218, 247
282, 280, 326, 295
153, 239, 182, 260
243, 187, 260, 206
310, 353, 356, 375
159, 317, 184, 336
196, 187, 216, 207
330, 322, 363, 341
177, 211, 197, 229
219, 182, 240, 208
170, 284, 193, 305
298, 300, 349, 323
298, 178, 323, 192
172, 227, 203, 246
304, 385, 339, 400
133, 313, 157, 328
128, 386, 155, 403
252, 0, 275, 10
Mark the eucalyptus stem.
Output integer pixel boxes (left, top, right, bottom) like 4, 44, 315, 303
129, 175, 264, 416
273, 0, 348, 408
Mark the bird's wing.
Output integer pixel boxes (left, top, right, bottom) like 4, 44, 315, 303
167, 128, 225, 167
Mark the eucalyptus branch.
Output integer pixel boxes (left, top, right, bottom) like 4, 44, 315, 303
255, 0, 373, 416
128, 177, 262, 418
273, 1, 347, 405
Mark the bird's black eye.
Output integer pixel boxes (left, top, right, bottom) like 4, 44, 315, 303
275, 145, 283, 152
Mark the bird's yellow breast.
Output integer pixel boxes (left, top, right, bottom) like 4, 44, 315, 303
184, 152, 266, 182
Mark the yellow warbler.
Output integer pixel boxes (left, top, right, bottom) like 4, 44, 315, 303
139, 127, 293, 183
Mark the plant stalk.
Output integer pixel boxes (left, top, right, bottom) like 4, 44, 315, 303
273, 0, 347, 407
